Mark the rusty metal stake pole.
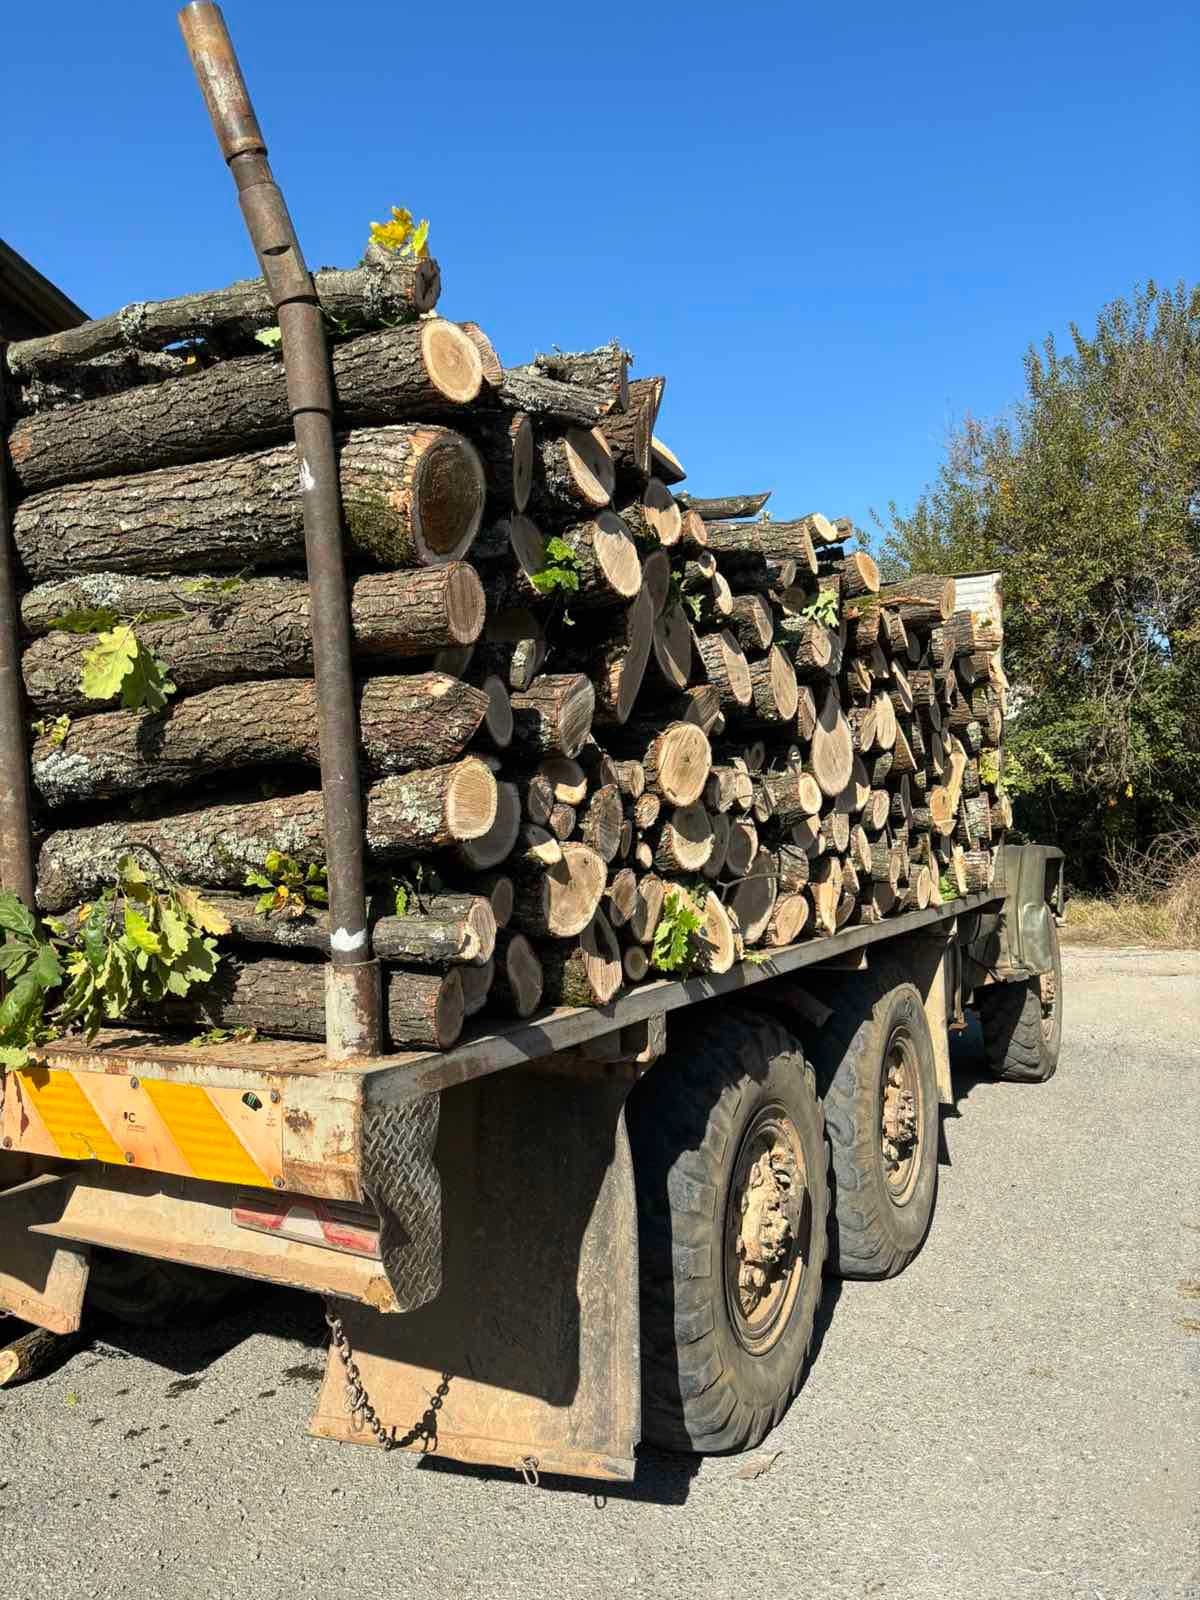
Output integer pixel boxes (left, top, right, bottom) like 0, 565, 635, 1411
178, 1, 381, 1059
0, 347, 37, 910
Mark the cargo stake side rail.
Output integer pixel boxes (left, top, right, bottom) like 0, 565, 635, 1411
178, 1, 381, 1058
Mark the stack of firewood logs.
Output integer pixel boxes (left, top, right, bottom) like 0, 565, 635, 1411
3, 246, 1010, 1051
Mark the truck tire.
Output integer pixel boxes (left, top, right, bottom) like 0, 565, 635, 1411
627, 1011, 829, 1454
88, 1249, 235, 1327
804, 969, 939, 1280
976, 918, 1062, 1083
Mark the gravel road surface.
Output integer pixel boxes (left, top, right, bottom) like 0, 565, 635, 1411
2, 946, 1197, 1600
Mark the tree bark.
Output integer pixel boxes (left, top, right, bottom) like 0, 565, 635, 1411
23, 565, 485, 717
678, 491, 772, 521
509, 674, 596, 759
531, 428, 615, 513
12, 425, 486, 582
726, 593, 774, 654
777, 615, 834, 678
703, 519, 817, 573
580, 785, 623, 864
6, 252, 442, 381
651, 804, 714, 873
533, 342, 629, 412
35, 758, 498, 912
31, 672, 489, 808
178, 892, 490, 969
8, 321, 484, 495
0, 1321, 78, 1387
597, 376, 663, 482
695, 629, 752, 709
459, 411, 533, 514
491, 368, 615, 427
618, 479, 682, 547
556, 512, 642, 608
874, 576, 955, 626
155, 956, 464, 1050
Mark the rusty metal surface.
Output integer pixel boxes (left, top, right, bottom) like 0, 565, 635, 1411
4, 1035, 369, 1201
0, 1167, 89, 1332
310, 1067, 640, 1481
0, 342, 37, 907
29, 1167, 398, 1311
178, 3, 379, 1054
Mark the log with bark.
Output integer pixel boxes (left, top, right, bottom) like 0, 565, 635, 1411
8, 320, 485, 495
155, 954, 465, 1050
31, 673, 490, 808
678, 491, 772, 521
23, 565, 486, 717
12, 424, 487, 582
35, 758, 498, 911
532, 342, 630, 414
171, 891, 494, 969
7, 249, 442, 382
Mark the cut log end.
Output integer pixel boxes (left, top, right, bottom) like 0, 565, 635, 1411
422, 318, 484, 404
410, 432, 487, 560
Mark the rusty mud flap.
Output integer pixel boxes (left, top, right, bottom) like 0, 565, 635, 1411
310, 1064, 641, 1483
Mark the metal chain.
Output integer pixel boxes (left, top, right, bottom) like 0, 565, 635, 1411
323, 1299, 448, 1454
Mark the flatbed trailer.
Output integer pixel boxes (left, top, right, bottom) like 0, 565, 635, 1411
0, 859, 1064, 1482
0, 2, 1066, 1487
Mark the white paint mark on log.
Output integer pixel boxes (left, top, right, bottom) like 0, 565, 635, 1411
330, 925, 368, 952
298, 459, 317, 493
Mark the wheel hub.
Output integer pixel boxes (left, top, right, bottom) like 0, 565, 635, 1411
880, 1029, 924, 1204
725, 1108, 809, 1355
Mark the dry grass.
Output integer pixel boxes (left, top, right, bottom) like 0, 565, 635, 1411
1063, 852, 1200, 949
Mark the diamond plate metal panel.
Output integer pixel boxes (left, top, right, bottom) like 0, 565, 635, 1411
359, 1092, 441, 1311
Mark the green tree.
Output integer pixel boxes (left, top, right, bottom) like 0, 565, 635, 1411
877, 282, 1200, 882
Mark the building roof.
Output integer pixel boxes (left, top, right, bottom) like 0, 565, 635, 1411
0, 238, 87, 340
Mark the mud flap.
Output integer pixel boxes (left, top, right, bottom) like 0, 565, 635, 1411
358, 1092, 441, 1312
311, 1066, 640, 1482
0, 1169, 90, 1334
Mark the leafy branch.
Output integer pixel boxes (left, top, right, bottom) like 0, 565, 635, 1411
651, 889, 704, 975
799, 587, 839, 628
368, 205, 430, 260
529, 536, 581, 598
245, 850, 328, 919
0, 852, 229, 1066
80, 621, 176, 714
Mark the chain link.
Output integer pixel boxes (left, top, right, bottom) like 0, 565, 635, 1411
323, 1298, 448, 1454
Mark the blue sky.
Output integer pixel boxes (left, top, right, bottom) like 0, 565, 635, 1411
5, 1, 1196, 541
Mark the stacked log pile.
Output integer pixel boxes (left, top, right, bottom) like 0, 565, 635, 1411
3, 245, 1009, 1053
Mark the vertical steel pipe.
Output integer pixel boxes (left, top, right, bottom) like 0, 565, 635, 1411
178, 1, 381, 1058
0, 347, 37, 910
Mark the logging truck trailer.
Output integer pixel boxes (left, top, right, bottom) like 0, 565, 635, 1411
0, 842, 1064, 1479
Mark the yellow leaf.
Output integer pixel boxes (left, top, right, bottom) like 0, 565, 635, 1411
369, 205, 416, 254
407, 218, 430, 259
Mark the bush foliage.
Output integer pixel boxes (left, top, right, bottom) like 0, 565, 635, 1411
877, 282, 1200, 883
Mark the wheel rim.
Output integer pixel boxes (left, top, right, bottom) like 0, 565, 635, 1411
880, 1024, 925, 1206
1039, 969, 1058, 1042
723, 1103, 810, 1356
